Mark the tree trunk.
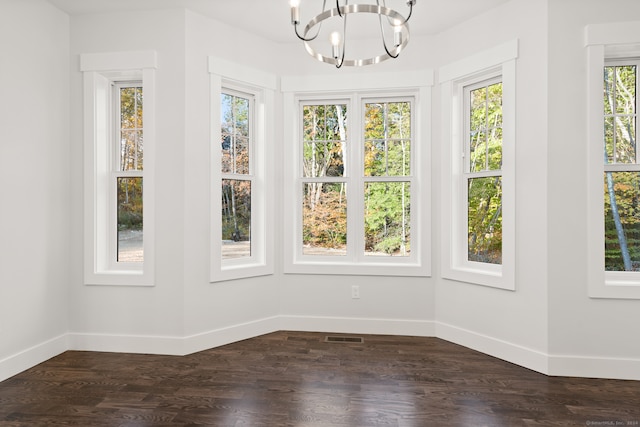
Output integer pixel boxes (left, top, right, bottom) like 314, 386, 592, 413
605, 169, 632, 270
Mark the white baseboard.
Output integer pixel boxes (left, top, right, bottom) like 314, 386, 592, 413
435, 321, 550, 375
436, 321, 640, 380
68, 332, 186, 355
182, 316, 280, 355
549, 354, 640, 381
68, 316, 281, 356
280, 315, 436, 337
4, 318, 640, 382
0, 334, 68, 383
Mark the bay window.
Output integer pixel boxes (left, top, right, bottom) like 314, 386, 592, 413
282, 72, 432, 277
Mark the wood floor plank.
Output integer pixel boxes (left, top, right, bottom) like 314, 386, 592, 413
1, 331, 639, 426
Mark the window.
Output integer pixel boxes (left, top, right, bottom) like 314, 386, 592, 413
300, 99, 413, 259
301, 102, 348, 256
465, 79, 503, 265
221, 90, 253, 260
586, 21, 640, 299
115, 83, 144, 264
439, 40, 517, 290
603, 61, 639, 273
364, 101, 413, 257
209, 58, 275, 282
282, 70, 432, 277
81, 51, 156, 286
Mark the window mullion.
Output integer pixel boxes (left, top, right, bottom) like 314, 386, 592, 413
350, 95, 361, 261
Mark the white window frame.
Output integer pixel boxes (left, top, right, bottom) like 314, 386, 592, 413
282, 71, 432, 277
209, 58, 275, 282
586, 21, 640, 299
439, 40, 517, 290
81, 51, 156, 286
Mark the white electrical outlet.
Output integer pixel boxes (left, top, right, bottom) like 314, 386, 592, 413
351, 285, 360, 299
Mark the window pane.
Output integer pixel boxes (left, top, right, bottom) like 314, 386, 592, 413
470, 86, 487, 131
388, 102, 411, 140
604, 65, 637, 165
222, 179, 251, 259
604, 66, 615, 114
488, 83, 503, 129
605, 116, 614, 163
364, 139, 386, 176
387, 140, 411, 176
117, 177, 143, 262
364, 101, 411, 177
469, 130, 486, 173
364, 182, 410, 257
221, 93, 250, 174
615, 66, 636, 115
468, 176, 502, 264
469, 82, 502, 173
120, 130, 143, 171
302, 104, 347, 178
604, 172, 640, 271
303, 141, 344, 177
488, 127, 503, 170
615, 116, 636, 163
302, 182, 347, 256
119, 86, 143, 171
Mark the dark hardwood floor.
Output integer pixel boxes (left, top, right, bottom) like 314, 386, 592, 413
1, 331, 639, 426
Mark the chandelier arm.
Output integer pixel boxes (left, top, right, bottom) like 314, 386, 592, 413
378, 10, 400, 59
294, 23, 320, 42
293, 0, 329, 42
381, 0, 414, 25
404, 2, 414, 23
336, 12, 347, 68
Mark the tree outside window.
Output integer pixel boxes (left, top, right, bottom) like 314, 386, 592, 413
221, 92, 252, 259
603, 63, 639, 271
115, 84, 144, 263
466, 81, 503, 265
301, 103, 347, 256
299, 99, 414, 258
364, 101, 411, 256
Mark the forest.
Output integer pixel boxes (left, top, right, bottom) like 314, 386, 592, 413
467, 82, 503, 265
301, 101, 411, 256
219, 65, 639, 268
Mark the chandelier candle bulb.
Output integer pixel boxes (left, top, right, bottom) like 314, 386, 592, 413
290, 0, 300, 24
394, 24, 402, 47
330, 31, 341, 59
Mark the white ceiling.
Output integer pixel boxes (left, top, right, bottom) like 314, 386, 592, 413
48, 0, 510, 43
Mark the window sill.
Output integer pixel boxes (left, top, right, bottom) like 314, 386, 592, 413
285, 259, 430, 277
588, 272, 640, 300
442, 265, 514, 291
84, 270, 154, 287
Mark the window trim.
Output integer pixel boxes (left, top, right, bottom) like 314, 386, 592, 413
209, 57, 275, 282
439, 40, 517, 290
586, 21, 640, 299
282, 71, 432, 277
81, 51, 156, 286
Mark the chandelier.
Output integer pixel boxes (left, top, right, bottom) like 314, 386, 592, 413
290, 0, 417, 68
